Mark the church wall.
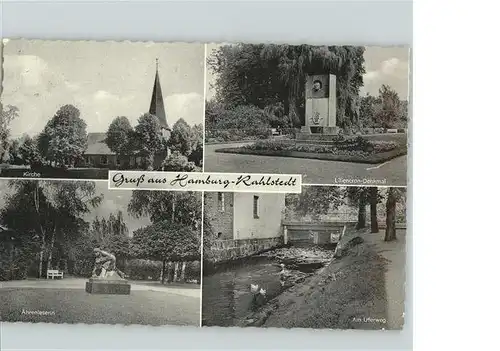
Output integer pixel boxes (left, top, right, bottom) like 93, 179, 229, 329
84, 154, 118, 168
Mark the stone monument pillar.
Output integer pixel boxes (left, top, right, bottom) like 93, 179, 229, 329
299, 74, 339, 136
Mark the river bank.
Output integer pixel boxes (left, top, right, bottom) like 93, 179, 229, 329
201, 245, 335, 327
202, 228, 405, 330
236, 229, 393, 330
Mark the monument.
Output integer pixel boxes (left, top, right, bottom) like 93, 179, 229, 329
85, 248, 131, 295
297, 74, 340, 141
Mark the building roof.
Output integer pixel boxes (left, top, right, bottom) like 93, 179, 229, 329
149, 60, 171, 131
85, 132, 115, 155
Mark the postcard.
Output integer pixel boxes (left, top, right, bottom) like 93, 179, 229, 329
0, 40, 408, 330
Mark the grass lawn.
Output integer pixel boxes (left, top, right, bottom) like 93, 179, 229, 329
215, 133, 407, 164
0, 288, 200, 326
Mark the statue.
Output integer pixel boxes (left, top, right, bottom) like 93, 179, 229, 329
92, 248, 125, 279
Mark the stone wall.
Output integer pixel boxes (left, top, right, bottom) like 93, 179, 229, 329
204, 192, 234, 240
208, 237, 283, 263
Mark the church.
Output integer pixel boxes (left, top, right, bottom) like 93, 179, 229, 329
83, 60, 171, 169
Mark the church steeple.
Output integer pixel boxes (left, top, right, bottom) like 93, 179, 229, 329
149, 58, 170, 131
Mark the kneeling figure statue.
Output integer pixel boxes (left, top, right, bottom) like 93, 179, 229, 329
92, 248, 125, 279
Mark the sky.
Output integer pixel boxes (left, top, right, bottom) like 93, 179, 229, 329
205, 44, 410, 101
1, 39, 205, 138
0, 180, 151, 235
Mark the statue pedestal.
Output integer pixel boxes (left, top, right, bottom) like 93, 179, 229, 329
85, 278, 131, 295
85, 272, 131, 295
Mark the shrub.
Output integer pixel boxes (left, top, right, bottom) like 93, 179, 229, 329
184, 261, 201, 282
206, 104, 274, 141
371, 141, 398, 153
161, 151, 197, 172
125, 259, 162, 280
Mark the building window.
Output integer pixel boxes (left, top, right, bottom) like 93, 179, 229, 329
85, 156, 91, 165
253, 196, 259, 219
100, 155, 108, 165
218, 192, 225, 212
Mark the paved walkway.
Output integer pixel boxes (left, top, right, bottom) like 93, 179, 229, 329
204, 142, 407, 186
364, 228, 407, 329
0, 278, 200, 298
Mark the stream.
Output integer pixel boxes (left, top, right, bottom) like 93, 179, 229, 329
202, 246, 334, 327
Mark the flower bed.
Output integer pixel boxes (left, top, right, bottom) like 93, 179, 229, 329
215, 136, 407, 164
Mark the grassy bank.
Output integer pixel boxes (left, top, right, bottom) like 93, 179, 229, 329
238, 233, 390, 330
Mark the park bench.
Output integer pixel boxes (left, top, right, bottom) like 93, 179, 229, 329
46, 269, 64, 279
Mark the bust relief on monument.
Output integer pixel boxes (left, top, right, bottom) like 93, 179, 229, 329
312, 80, 323, 92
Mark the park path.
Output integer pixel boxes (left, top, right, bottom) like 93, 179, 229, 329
204, 142, 407, 186
0, 278, 201, 298
364, 228, 407, 329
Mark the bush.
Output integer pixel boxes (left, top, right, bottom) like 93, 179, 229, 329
161, 151, 197, 172
206, 104, 275, 142
125, 259, 162, 280
184, 261, 201, 282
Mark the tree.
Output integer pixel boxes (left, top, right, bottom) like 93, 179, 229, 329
189, 123, 203, 166
384, 187, 405, 242
38, 104, 88, 167
205, 100, 226, 128
90, 211, 130, 269
369, 187, 381, 233
132, 221, 200, 284
285, 186, 344, 220
167, 118, 195, 157
0, 180, 102, 277
19, 135, 43, 167
105, 116, 134, 157
128, 190, 201, 229
344, 187, 371, 230
0, 105, 19, 160
133, 113, 165, 170
8, 139, 23, 165
209, 44, 365, 129
161, 151, 196, 172
373, 85, 405, 129
359, 93, 378, 129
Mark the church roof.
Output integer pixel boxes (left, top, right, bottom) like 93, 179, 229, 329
149, 60, 170, 131
85, 132, 114, 155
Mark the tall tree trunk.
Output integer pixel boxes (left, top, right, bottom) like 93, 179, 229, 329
180, 261, 186, 282
47, 225, 57, 270
288, 91, 301, 127
33, 183, 47, 278
384, 187, 397, 241
160, 259, 166, 284
39, 248, 44, 278
173, 262, 179, 282
369, 187, 379, 233
356, 191, 367, 229
166, 261, 173, 282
